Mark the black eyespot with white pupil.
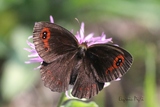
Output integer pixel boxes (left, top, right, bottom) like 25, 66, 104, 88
42, 31, 47, 39
116, 58, 123, 66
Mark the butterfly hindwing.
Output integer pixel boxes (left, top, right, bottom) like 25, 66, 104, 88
40, 51, 78, 92
33, 22, 78, 63
86, 44, 133, 82
71, 59, 104, 99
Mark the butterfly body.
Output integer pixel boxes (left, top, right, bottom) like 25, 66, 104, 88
33, 22, 133, 98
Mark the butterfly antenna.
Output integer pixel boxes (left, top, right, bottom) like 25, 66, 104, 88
75, 18, 80, 25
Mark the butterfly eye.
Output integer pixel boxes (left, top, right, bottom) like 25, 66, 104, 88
40, 28, 50, 40
42, 31, 47, 39
113, 55, 124, 68
105, 55, 124, 75
116, 58, 122, 66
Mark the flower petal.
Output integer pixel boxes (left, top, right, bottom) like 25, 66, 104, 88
50, 15, 54, 23
84, 33, 94, 42
79, 22, 85, 43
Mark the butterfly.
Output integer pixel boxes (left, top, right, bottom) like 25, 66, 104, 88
33, 22, 133, 99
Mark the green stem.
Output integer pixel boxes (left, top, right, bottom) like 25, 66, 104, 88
144, 44, 158, 107
57, 92, 65, 107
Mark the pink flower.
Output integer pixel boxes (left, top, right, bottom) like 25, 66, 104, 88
24, 36, 43, 64
75, 23, 112, 46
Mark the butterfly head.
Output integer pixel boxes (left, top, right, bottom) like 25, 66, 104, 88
77, 42, 88, 58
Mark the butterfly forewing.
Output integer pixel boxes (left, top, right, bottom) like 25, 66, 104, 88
33, 22, 79, 63
40, 50, 78, 92
86, 44, 133, 82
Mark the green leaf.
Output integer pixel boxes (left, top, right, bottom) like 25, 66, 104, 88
62, 100, 98, 107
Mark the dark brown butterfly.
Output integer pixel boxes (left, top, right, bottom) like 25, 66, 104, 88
33, 22, 133, 99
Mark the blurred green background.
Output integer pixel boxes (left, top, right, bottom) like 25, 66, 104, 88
0, 0, 160, 107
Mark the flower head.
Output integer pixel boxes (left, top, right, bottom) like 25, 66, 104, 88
75, 22, 112, 46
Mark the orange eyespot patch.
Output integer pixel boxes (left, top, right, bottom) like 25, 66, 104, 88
106, 55, 124, 74
40, 28, 51, 51
113, 55, 124, 68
